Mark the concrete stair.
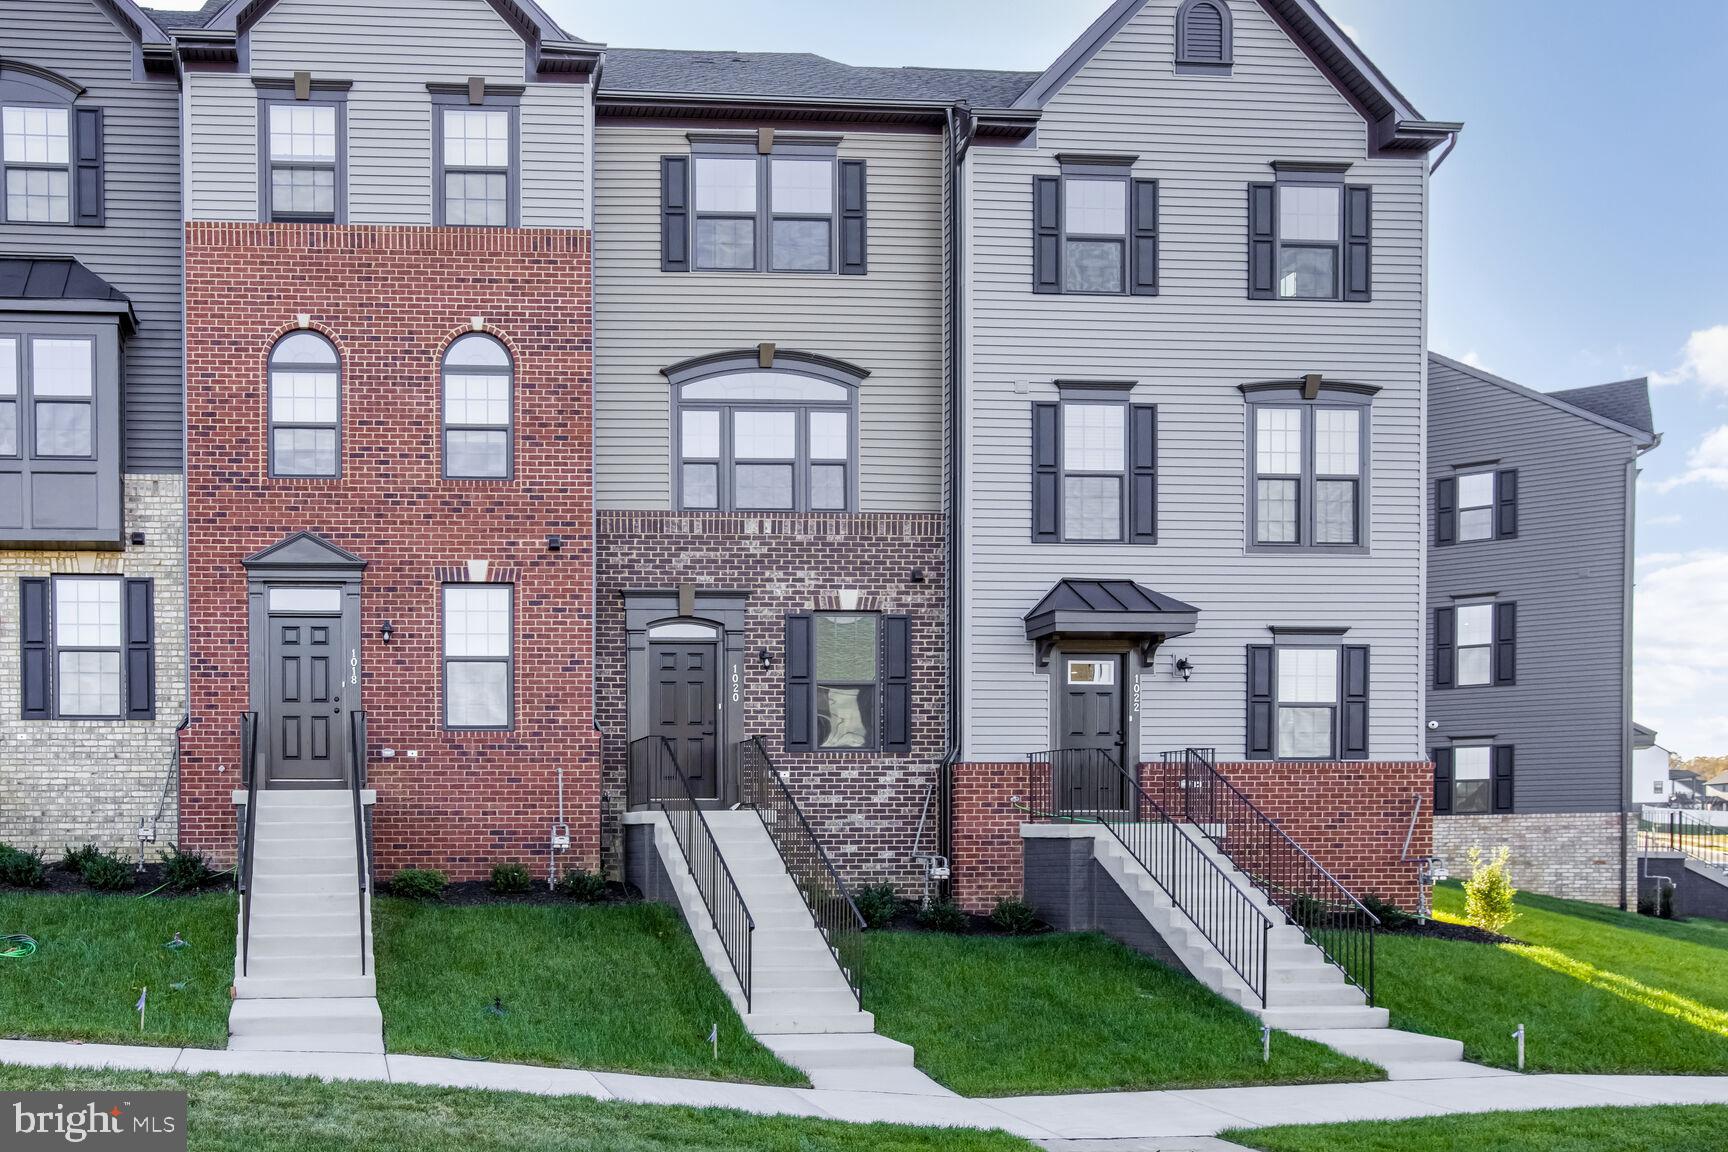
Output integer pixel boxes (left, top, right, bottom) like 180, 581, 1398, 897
229, 790, 381, 1054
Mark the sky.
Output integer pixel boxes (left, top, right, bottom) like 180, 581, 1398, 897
151, 0, 1728, 757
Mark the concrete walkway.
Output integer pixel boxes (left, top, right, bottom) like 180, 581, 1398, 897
2, 1038, 1726, 1141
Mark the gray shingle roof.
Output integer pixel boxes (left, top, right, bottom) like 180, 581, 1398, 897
1549, 379, 1655, 436
142, 0, 226, 29
602, 48, 1037, 106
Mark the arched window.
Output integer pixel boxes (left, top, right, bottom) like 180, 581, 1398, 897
668, 355, 862, 512
0, 63, 86, 225
1176, 0, 1233, 69
268, 331, 340, 477
441, 333, 513, 478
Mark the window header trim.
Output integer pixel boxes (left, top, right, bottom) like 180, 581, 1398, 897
662, 348, 869, 386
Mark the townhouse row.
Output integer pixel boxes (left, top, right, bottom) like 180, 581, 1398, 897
1, 0, 1655, 911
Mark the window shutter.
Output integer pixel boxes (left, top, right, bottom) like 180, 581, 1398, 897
1496, 468, 1518, 538
1128, 404, 1157, 543
1435, 477, 1457, 546
74, 107, 105, 227
1343, 184, 1371, 302
660, 156, 690, 272
1340, 645, 1370, 760
1246, 645, 1274, 759
1493, 601, 1517, 686
124, 578, 155, 720
1492, 745, 1515, 812
1129, 178, 1158, 296
1033, 176, 1061, 294
783, 614, 814, 752
839, 159, 868, 276
1432, 748, 1454, 814
1434, 605, 1456, 688
1247, 183, 1275, 299
20, 578, 50, 720
882, 614, 911, 753
1032, 402, 1060, 542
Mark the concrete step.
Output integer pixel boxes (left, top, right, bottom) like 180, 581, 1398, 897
1264, 982, 1368, 1008
249, 912, 357, 936
750, 989, 861, 1016
1256, 1005, 1388, 1030
253, 858, 358, 879
1271, 960, 1346, 985
244, 955, 371, 980
743, 1009, 875, 1035
752, 969, 854, 993
229, 997, 381, 1037
255, 818, 353, 834
248, 893, 366, 916
803, 1066, 952, 1095
253, 872, 358, 895
227, 1032, 385, 1054
1287, 1026, 1460, 1065
246, 933, 362, 961
758, 1032, 915, 1070
1384, 1061, 1515, 1081
234, 974, 376, 999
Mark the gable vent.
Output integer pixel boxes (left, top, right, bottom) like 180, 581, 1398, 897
1178, 0, 1232, 66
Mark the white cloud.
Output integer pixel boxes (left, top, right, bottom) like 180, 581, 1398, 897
1650, 324, 1728, 393
1338, 22, 1362, 41
1648, 424, 1728, 493
1645, 513, 1684, 527
1458, 350, 1485, 370
1636, 550, 1728, 758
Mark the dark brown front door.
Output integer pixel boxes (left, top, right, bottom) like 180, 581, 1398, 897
266, 615, 348, 787
649, 642, 718, 800
1058, 655, 1126, 810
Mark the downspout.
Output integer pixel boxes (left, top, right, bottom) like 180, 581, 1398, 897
1620, 435, 1661, 909
938, 103, 970, 896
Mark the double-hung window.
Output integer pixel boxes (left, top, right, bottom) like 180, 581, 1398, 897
1248, 172, 1372, 301
18, 574, 154, 720
1246, 386, 1370, 549
261, 96, 343, 223
1450, 745, 1492, 813
1063, 174, 1128, 293
2, 104, 69, 223
1275, 183, 1341, 298
1436, 599, 1516, 688
53, 576, 122, 717
691, 147, 837, 273
0, 336, 14, 456
1032, 389, 1158, 544
1032, 161, 1158, 295
433, 91, 518, 227
1, 321, 121, 545
1437, 467, 1517, 544
1062, 402, 1125, 540
268, 331, 340, 477
783, 611, 912, 754
1246, 640, 1370, 761
1457, 472, 1495, 541
27, 336, 94, 458
1433, 744, 1514, 814
442, 584, 512, 729
1275, 646, 1338, 759
442, 333, 512, 478
1454, 602, 1494, 687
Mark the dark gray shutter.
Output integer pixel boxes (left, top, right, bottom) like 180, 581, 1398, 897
1435, 477, 1457, 546
125, 578, 155, 720
1434, 605, 1455, 688
1033, 175, 1061, 293
74, 107, 105, 227
1340, 645, 1369, 761
1491, 745, 1515, 812
1343, 184, 1371, 301
1432, 748, 1454, 814
1129, 404, 1157, 543
660, 156, 690, 272
784, 614, 813, 752
1032, 402, 1060, 542
1247, 183, 1275, 299
20, 578, 50, 720
1496, 468, 1518, 538
882, 614, 911, 753
1129, 178, 1158, 296
1246, 645, 1274, 759
1493, 601, 1517, 686
839, 159, 868, 276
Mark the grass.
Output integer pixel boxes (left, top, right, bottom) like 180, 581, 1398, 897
373, 898, 804, 1086
0, 1065, 1034, 1152
1227, 1105, 1728, 1152
861, 930, 1381, 1096
1377, 882, 1728, 1073
0, 889, 235, 1048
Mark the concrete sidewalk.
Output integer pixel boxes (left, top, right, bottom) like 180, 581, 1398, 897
2, 1038, 1726, 1142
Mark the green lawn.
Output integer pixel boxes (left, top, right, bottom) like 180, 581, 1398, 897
1377, 882, 1728, 1073
1228, 1105, 1728, 1152
861, 930, 1381, 1096
0, 890, 234, 1048
0, 1065, 1032, 1152
373, 898, 803, 1086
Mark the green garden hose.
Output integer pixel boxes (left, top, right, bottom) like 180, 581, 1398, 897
1, 934, 37, 959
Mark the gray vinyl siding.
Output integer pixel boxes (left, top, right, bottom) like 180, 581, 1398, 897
1427, 357, 1638, 814
185, 0, 588, 227
960, 0, 1427, 761
0, 0, 183, 471
593, 125, 944, 512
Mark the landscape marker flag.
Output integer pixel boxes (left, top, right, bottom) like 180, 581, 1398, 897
136, 986, 148, 1031
710, 1022, 718, 1059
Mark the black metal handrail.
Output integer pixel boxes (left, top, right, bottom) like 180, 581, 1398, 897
1152, 747, 1378, 1004
1027, 748, 1272, 1007
348, 710, 370, 976
238, 712, 259, 978
1647, 808, 1728, 873
629, 736, 754, 1011
737, 737, 866, 1008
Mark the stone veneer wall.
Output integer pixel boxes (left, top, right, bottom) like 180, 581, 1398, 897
0, 473, 186, 854
1434, 811, 1636, 907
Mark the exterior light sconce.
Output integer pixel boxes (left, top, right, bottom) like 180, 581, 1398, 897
758, 648, 773, 670
909, 567, 926, 583
380, 620, 395, 643
1174, 656, 1194, 682
547, 534, 563, 551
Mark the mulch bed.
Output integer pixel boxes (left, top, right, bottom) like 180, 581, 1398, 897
425, 880, 637, 907
1378, 916, 1514, 945
1, 861, 227, 899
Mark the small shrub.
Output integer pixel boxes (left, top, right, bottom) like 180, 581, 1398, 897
160, 845, 215, 891
490, 862, 534, 894
1657, 884, 1676, 920
391, 868, 448, 900
556, 868, 608, 902
1289, 893, 1327, 929
82, 850, 137, 892
1463, 845, 1518, 934
854, 882, 901, 929
989, 898, 1040, 934
0, 844, 47, 888
61, 843, 103, 876
915, 898, 969, 933
1360, 892, 1414, 930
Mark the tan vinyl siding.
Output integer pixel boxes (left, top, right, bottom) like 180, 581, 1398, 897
961, 0, 1427, 761
593, 126, 944, 513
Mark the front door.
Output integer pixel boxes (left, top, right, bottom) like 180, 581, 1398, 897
265, 612, 349, 788
1058, 655, 1126, 811
649, 642, 719, 800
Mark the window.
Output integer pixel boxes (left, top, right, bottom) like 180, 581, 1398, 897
1246, 641, 1369, 761
785, 612, 911, 754
19, 575, 152, 720
442, 334, 512, 478
1062, 402, 1125, 540
2, 105, 70, 223
1437, 468, 1517, 545
815, 614, 879, 750
442, 584, 512, 729
1455, 603, 1494, 687
0, 321, 120, 544
54, 576, 122, 717
671, 359, 859, 512
268, 331, 340, 477
1032, 164, 1158, 296
1434, 745, 1513, 815
1032, 393, 1157, 544
1247, 178, 1372, 302
691, 148, 836, 273
27, 336, 93, 457
262, 98, 342, 223
1249, 398, 1367, 548
1451, 745, 1492, 813
1457, 471, 1494, 541
1437, 600, 1516, 689
1176, 0, 1233, 68
435, 100, 517, 227
1276, 184, 1340, 299
0, 336, 14, 457
1063, 175, 1127, 293
1275, 646, 1337, 759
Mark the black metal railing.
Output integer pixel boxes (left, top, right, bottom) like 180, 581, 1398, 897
1645, 808, 1728, 873
737, 737, 866, 1008
629, 736, 754, 1010
238, 712, 260, 978
1027, 748, 1272, 1007
348, 710, 370, 976
1152, 748, 1378, 1004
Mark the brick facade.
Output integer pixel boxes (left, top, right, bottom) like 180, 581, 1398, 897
596, 510, 945, 891
1435, 811, 1635, 907
180, 222, 595, 881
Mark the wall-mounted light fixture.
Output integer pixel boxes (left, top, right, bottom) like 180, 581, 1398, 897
1174, 656, 1194, 682
758, 648, 773, 670
909, 567, 926, 583
546, 534, 563, 552
380, 620, 395, 643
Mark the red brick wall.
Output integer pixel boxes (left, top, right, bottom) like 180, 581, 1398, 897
596, 511, 945, 890
950, 760, 1031, 912
180, 223, 595, 881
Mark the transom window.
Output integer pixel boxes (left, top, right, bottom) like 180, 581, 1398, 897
1277, 183, 1341, 299
1451, 745, 1492, 813
443, 584, 513, 729
264, 101, 339, 222
438, 105, 515, 226
815, 613, 879, 750
692, 149, 837, 273
1063, 175, 1128, 293
442, 334, 513, 478
2, 105, 70, 223
1250, 399, 1367, 548
1456, 471, 1495, 541
1454, 602, 1494, 687
268, 331, 340, 477
1276, 645, 1338, 759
